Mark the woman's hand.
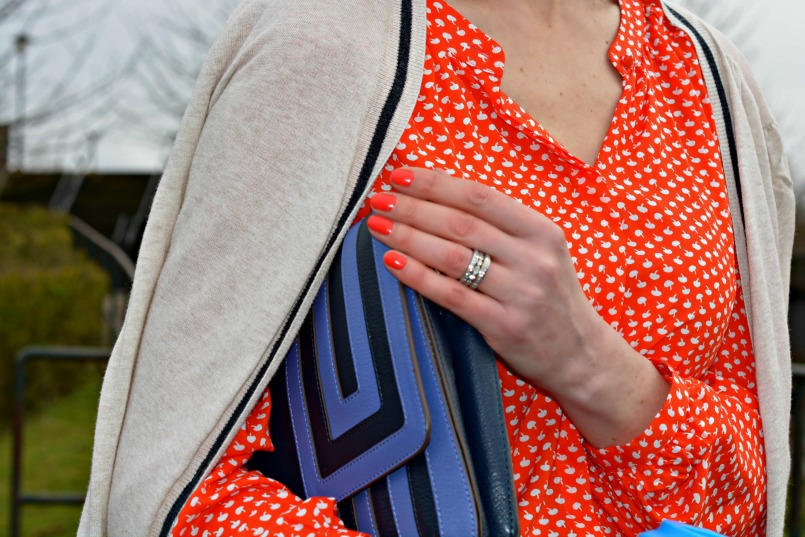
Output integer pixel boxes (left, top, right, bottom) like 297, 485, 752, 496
367, 167, 670, 448
367, 167, 602, 393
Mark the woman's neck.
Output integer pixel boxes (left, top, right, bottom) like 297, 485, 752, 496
443, 0, 624, 166
448, 0, 618, 39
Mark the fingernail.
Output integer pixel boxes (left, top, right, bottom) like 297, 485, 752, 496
384, 251, 407, 270
367, 214, 394, 235
390, 168, 415, 187
370, 192, 397, 212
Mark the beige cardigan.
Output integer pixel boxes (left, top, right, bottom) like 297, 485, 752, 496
79, 1, 795, 535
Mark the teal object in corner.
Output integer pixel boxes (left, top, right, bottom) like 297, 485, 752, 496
641, 521, 726, 536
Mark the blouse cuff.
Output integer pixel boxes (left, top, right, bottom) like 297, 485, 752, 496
584, 360, 690, 474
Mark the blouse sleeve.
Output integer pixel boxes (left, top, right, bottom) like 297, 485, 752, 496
584, 280, 766, 537
171, 390, 368, 537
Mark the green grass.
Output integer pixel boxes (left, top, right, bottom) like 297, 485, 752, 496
0, 373, 102, 537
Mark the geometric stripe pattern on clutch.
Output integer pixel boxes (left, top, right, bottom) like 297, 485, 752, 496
248, 220, 519, 537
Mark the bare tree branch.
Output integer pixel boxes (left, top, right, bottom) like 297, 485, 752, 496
0, 0, 25, 20
36, 29, 103, 105
115, 0, 238, 150
21, 0, 56, 33
1, 0, 238, 169
31, 0, 122, 45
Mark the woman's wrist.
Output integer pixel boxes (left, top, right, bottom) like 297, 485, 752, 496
546, 316, 671, 449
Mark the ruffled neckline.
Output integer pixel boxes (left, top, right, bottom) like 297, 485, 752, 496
432, 0, 649, 167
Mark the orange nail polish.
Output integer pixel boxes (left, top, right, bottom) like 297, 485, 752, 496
384, 251, 407, 270
370, 192, 397, 212
390, 168, 415, 187
367, 215, 394, 235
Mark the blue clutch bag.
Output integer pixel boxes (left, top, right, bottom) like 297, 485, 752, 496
248, 219, 519, 537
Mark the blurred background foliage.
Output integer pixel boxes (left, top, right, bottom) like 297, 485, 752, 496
0, 203, 108, 536
0, 203, 107, 427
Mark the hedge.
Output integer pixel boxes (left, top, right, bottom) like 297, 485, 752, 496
0, 204, 109, 429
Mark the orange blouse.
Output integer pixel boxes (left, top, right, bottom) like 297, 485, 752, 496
172, 0, 765, 535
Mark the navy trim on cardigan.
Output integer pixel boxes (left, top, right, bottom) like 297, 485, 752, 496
158, 0, 415, 533
666, 6, 745, 229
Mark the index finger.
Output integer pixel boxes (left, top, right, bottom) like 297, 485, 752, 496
388, 167, 549, 238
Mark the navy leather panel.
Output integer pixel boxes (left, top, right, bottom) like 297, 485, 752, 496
245, 357, 306, 499
436, 305, 519, 537
407, 454, 439, 536
328, 234, 358, 397
338, 497, 358, 532
370, 480, 400, 537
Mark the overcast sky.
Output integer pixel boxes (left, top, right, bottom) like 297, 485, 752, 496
1, 0, 803, 191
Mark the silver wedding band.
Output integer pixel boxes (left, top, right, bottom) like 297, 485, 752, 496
459, 249, 491, 290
